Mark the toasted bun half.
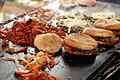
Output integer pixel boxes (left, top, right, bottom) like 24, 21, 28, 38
64, 33, 98, 50
59, 0, 77, 7
59, 0, 76, 4
94, 19, 120, 30
34, 33, 62, 53
77, 0, 96, 6
82, 27, 114, 37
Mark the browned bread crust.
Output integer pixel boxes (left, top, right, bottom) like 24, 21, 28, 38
64, 33, 98, 50
34, 33, 62, 53
82, 27, 114, 37
94, 19, 120, 30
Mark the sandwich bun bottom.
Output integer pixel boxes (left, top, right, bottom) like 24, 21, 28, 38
112, 30, 120, 36
92, 34, 119, 46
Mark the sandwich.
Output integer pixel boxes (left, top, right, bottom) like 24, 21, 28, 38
94, 18, 120, 36
82, 27, 119, 45
63, 33, 98, 55
34, 33, 62, 54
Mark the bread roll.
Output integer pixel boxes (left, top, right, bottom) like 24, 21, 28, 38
59, 0, 77, 7
59, 0, 96, 7
34, 33, 62, 53
94, 19, 120, 30
82, 27, 114, 37
77, 0, 96, 6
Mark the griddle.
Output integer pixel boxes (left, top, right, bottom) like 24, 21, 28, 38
86, 43, 120, 80
0, 0, 120, 80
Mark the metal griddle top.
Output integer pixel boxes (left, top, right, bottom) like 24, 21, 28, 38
0, 0, 120, 80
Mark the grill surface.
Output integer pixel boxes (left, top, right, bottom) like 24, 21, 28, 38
0, 0, 120, 80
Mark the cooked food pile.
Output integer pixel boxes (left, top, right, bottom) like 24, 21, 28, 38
18, 51, 54, 70
2, 18, 66, 46
91, 11, 120, 20
29, 8, 55, 20
58, 10, 92, 33
17, 71, 60, 80
15, 51, 60, 80
0, 7, 120, 80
